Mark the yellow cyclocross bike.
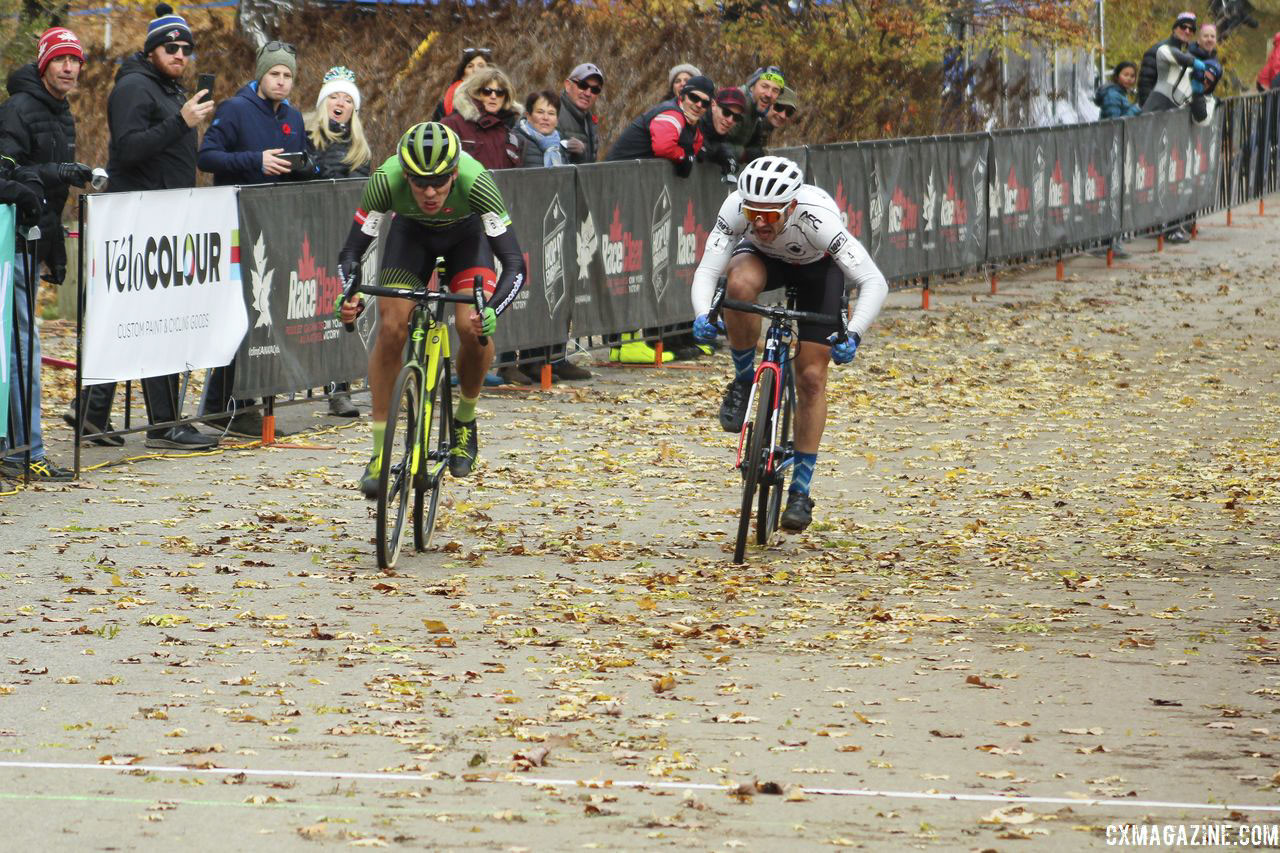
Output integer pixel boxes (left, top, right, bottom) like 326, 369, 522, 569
340, 273, 486, 569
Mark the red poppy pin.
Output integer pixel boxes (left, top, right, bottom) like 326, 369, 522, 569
282, 123, 292, 135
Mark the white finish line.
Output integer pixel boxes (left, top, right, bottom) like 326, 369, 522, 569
1, 760, 1278, 814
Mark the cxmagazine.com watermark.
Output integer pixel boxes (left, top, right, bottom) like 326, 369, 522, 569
1107, 823, 1280, 848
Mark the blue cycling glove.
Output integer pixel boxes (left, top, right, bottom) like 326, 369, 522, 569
1192, 58, 1206, 73
692, 313, 720, 343
829, 332, 860, 365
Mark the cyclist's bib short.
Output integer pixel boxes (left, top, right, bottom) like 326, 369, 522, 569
378, 214, 498, 297
732, 239, 844, 344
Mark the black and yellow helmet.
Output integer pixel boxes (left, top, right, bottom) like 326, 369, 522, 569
397, 122, 460, 177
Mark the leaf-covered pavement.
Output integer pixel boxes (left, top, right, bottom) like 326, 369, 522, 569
2, 209, 1279, 850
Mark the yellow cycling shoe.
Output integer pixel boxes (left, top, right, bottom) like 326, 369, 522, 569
610, 341, 674, 364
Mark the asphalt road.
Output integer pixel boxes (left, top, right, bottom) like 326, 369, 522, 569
2, 207, 1279, 851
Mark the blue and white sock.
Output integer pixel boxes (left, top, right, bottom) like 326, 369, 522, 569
790, 452, 818, 496
731, 348, 755, 380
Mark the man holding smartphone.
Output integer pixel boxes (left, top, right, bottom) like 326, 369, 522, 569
197, 40, 310, 186
65, 2, 221, 450
196, 39, 311, 435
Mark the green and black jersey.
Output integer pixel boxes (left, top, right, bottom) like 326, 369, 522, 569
340, 152, 525, 314
355, 153, 512, 230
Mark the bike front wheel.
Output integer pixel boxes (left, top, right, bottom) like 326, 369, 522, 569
761, 372, 793, 541
735, 369, 774, 563
376, 364, 421, 570
413, 357, 453, 551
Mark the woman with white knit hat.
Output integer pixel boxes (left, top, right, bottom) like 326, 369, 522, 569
305, 65, 371, 181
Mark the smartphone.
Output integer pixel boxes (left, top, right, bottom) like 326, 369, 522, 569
278, 152, 306, 168
197, 73, 215, 103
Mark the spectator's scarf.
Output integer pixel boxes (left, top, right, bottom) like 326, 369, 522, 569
518, 118, 564, 167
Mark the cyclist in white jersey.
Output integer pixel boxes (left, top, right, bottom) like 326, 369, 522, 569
690, 155, 888, 531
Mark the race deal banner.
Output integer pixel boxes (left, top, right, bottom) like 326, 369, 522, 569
82, 187, 246, 385
234, 180, 369, 399
491, 166, 575, 352
0, 204, 13, 439
1123, 112, 1170, 233
664, 164, 734, 326
988, 129, 1050, 260
571, 160, 660, 338
1064, 120, 1124, 245
918, 135, 987, 275
1187, 109, 1224, 213
807, 142, 873, 263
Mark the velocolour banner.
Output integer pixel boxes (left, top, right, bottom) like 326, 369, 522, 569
0, 204, 13, 439
234, 181, 369, 399
83, 187, 247, 385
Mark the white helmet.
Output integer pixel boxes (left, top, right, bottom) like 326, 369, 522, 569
737, 155, 804, 206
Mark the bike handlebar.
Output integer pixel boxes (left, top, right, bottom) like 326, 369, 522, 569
709, 283, 850, 346
339, 275, 482, 334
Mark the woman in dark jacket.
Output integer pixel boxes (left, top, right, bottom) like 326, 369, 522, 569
432, 47, 491, 121
305, 66, 370, 180
440, 67, 524, 171
305, 66, 371, 416
1095, 62, 1141, 119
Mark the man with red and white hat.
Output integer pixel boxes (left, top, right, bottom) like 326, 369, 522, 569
0, 26, 93, 482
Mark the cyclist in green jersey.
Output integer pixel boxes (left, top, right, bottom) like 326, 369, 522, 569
337, 122, 526, 498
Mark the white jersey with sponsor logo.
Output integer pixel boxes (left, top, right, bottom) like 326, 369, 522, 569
690, 183, 888, 339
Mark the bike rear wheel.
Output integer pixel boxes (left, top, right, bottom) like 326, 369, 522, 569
413, 357, 453, 551
761, 371, 793, 541
734, 370, 774, 563
376, 365, 420, 570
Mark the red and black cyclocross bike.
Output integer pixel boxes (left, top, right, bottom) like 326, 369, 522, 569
707, 281, 848, 563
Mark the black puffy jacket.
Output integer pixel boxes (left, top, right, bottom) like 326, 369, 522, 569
0, 63, 77, 266
1138, 35, 1187, 107
106, 53, 198, 192
306, 119, 371, 179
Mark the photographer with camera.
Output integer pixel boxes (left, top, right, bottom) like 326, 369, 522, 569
0, 26, 93, 481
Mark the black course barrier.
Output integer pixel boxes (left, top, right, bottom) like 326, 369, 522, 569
234, 179, 369, 399
69, 93, 1271, 425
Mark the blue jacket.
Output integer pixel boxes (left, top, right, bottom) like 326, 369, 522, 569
198, 81, 306, 185
1094, 83, 1140, 119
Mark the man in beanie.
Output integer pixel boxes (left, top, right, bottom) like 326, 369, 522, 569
0, 26, 92, 481
606, 74, 710, 173
197, 39, 309, 436
197, 39, 308, 187
724, 65, 784, 165
65, 3, 220, 451
558, 62, 603, 163
697, 87, 748, 175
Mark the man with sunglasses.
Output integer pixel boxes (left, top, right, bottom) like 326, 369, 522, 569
65, 2, 220, 452
767, 87, 798, 132
336, 122, 525, 497
689, 156, 888, 532
697, 87, 748, 175
1138, 12, 1198, 107
606, 74, 711, 173
723, 66, 785, 166
558, 63, 604, 164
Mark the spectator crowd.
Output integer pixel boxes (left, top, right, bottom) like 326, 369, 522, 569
1097, 10, 1224, 249
0, 2, 804, 481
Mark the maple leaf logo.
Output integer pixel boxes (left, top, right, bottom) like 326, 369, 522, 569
577, 211, 597, 281
250, 231, 273, 328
